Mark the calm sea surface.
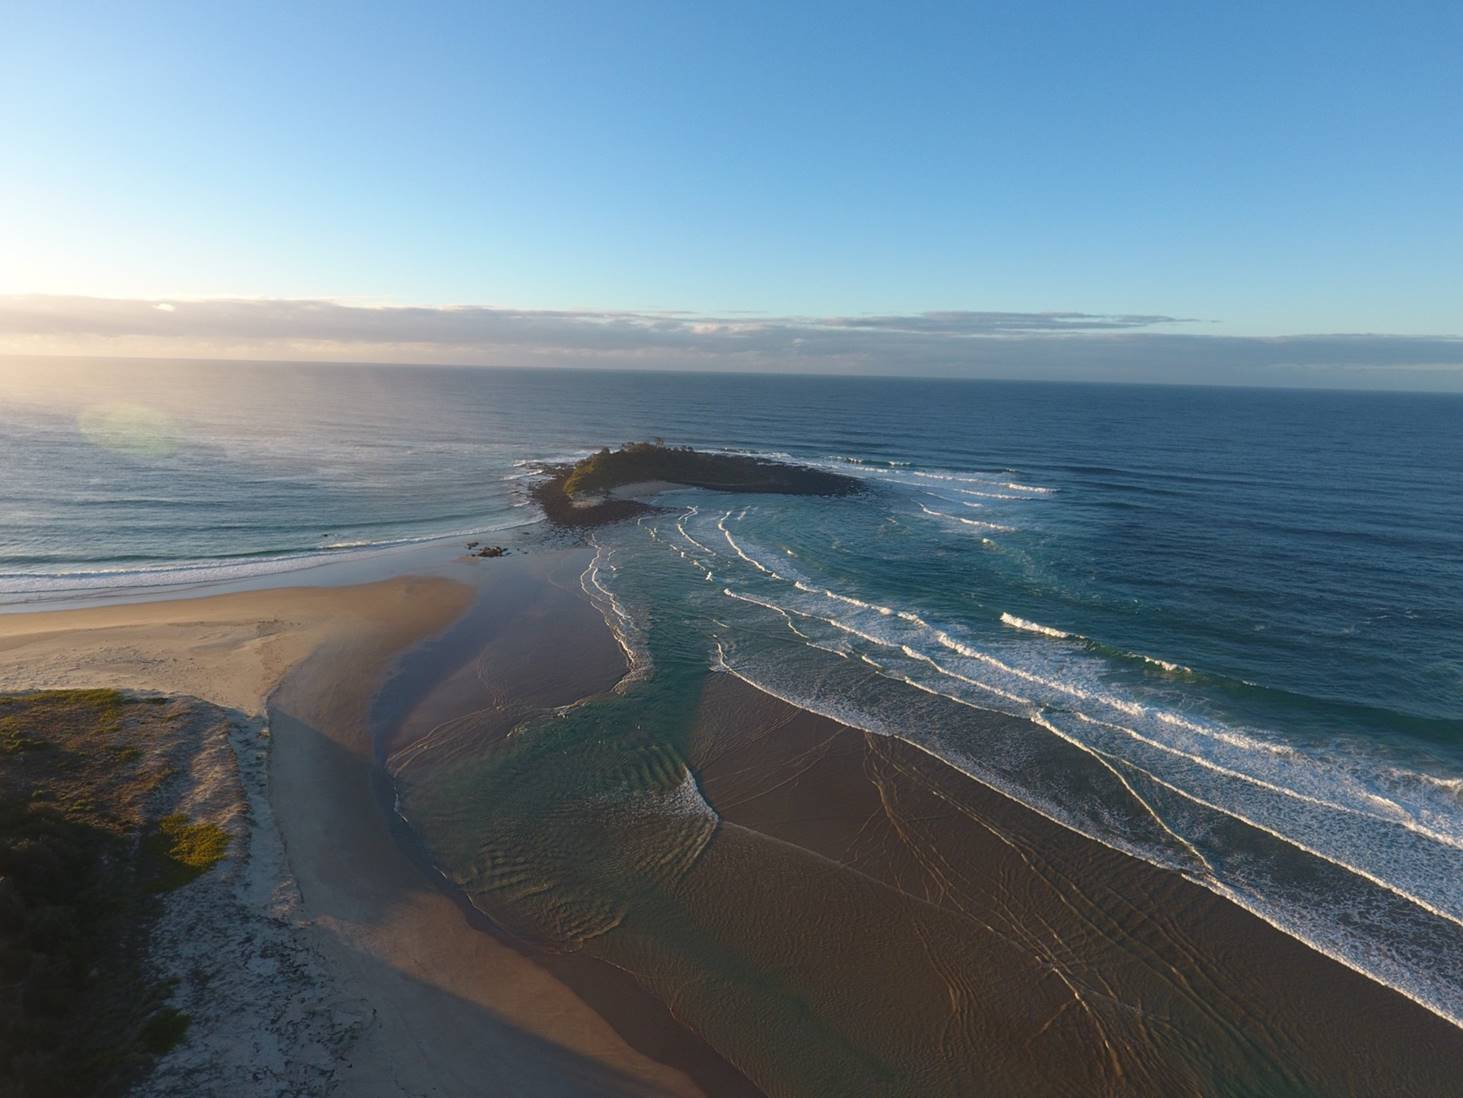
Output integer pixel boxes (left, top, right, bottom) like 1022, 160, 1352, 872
3, 357, 1462, 1022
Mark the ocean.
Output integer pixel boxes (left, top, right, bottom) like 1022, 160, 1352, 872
3, 356, 1462, 1032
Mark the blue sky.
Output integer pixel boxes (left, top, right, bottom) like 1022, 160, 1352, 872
2, 2, 1461, 385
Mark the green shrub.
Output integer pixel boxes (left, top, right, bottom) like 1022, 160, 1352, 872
0, 690, 222, 1096
143, 815, 230, 892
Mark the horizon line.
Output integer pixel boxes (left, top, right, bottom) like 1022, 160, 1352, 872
6, 349, 1463, 399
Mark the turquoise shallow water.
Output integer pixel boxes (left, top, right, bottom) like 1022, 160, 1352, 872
3, 356, 1462, 1022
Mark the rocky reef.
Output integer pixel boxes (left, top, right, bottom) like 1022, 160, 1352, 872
530, 441, 859, 528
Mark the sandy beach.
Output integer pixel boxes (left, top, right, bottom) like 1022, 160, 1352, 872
0, 567, 725, 1097
4, 552, 1462, 1096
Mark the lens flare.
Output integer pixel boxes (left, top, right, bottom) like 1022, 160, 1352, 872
77, 402, 180, 458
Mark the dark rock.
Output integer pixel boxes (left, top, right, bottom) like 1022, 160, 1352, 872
530, 441, 861, 529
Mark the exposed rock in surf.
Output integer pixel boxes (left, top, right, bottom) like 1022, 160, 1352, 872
531, 441, 860, 529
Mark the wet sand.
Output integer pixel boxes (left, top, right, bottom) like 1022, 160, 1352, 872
393, 556, 1463, 1097
264, 555, 744, 1097
375, 550, 764, 1097
685, 674, 1463, 1095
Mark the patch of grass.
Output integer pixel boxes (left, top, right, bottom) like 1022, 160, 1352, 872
1, 728, 51, 755
0, 688, 125, 747
138, 1007, 190, 1055
0, 689, 226, 1097
135, 763, 177, 798
143, 814, 230, 892
62, 793, 97, 815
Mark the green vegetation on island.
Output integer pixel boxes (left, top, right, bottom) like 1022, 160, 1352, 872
532, 441, 860, 527
0, 690, 231, 1098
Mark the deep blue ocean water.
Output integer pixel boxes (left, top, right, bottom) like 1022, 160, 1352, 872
3, 357, 1461, 1021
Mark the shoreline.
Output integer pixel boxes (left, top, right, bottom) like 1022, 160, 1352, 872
0, 521, 542, 615
684, 673, 1463, 1093
3, 550, 1460, 1094
388, 555, 1463, 1095
0, 564, 733, 1096
372, 551, 762, 1096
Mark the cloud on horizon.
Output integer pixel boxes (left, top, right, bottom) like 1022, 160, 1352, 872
3, 294, 1462, 391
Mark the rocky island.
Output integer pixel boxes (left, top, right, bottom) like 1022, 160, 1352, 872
530, 441, 860, 527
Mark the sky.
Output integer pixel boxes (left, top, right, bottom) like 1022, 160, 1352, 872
2, 2, 1461, 388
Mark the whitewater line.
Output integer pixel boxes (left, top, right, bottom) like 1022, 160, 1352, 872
675, 506, 719, 556
1070, 710, 1463, 852
722, 588, 889, 649
717, 511, 783, 578
708, 622, 1463, 1035
720, 591, 848, 659
932, 631, 1218, 736
955, 487, 1032, 500
715, 558, 1291, 775
580, 540, 648, 682
708, 645, 1203, 881
1094, 737, 1463, 932
792, 579, 929, 627
999, 613, 1194, 674
918, 502, 1016, 532
724, 582, 1463, 880
1000, 613, 1071, 639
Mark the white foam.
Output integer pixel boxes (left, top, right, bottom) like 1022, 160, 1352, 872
1000, 612, 1071, 639
714, 627, 1463, 1028
1070, 711, 1463, 852
954, 487, 1031, 500
717, 512, 783, 579
1391, 768, 1463, 796
674, 506, 718, 556
689, 526, 1463, 1030
1090, 732, 1463, 932
0, 515, 548, 601
1142, 655, 1189, 673
917, 503, 1015, 532
579, 541, 651, 685
796, 580, 894, 617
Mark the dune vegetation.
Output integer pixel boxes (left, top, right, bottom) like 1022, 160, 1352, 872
0, 690, 230, 1097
